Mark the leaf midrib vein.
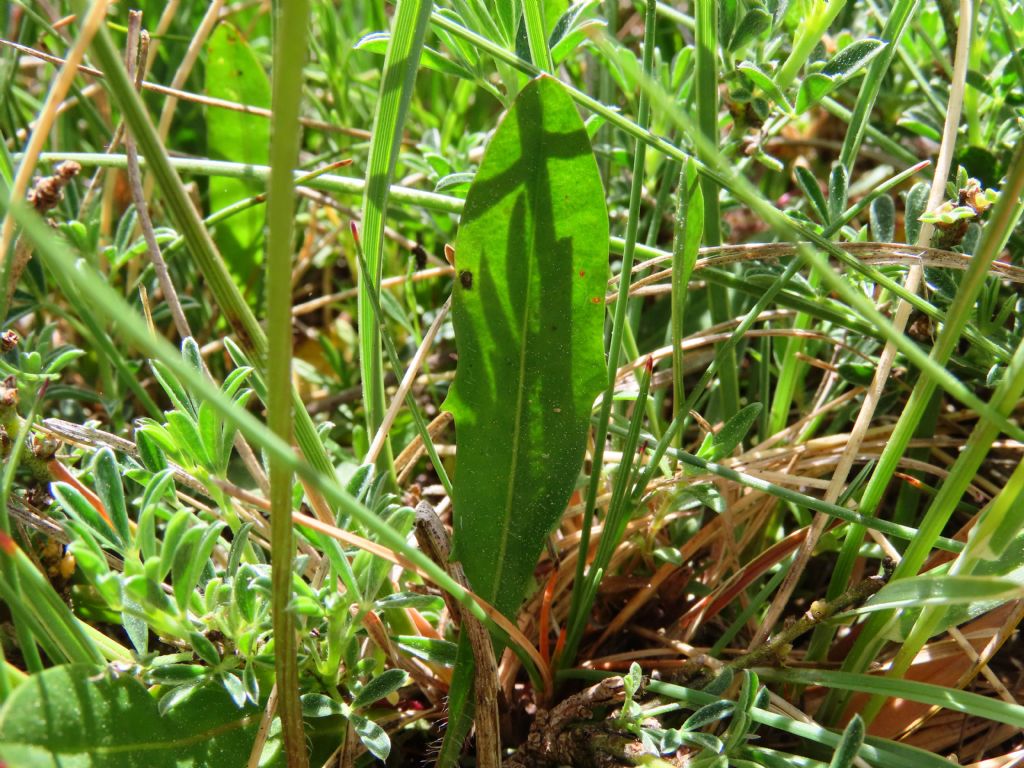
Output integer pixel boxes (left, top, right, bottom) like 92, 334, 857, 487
492, 189, 536, 604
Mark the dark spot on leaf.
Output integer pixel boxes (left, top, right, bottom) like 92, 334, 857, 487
579, 270, 585, 277
460, 270, 473, 289
412, 243, 428, 270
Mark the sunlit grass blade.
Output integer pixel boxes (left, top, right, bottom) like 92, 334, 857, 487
358, 0, 433, 485
694, 0, 738, 422
759, 668, 1024, 731
671, 159, 702, 434
563, 0, 656, 669
266, 1, 312, 763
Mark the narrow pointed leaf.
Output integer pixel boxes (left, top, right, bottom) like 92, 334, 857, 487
736, 62, 793, 113
821, 38, 886, 79
444, 75, 609, 620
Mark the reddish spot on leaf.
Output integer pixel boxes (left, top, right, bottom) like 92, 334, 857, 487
0, 531, 17, 556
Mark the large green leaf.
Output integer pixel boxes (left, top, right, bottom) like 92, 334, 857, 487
443, 75, 608, 620
0, 665, 268, 767
205, 22, 270, 284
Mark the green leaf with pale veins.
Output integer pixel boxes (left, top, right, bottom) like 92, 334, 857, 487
444, 75, 609, 621
0, 665, 266, 768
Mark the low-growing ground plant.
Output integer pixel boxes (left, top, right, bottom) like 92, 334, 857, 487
1, 0, 1023, 767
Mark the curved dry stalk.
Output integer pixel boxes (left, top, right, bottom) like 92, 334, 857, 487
154, 0, 224, 143
293, 266, 454, 315
614, 327, 877, 390
122, 14, 191, 341
396, 411, 453, 484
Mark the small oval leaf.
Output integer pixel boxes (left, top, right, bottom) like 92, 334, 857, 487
353, 668, 409, 710
870, 195, 895, 242
822, 38, 886, 79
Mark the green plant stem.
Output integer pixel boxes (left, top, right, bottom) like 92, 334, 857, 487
350, 226, 453, 499
838, 0, 923, 168
672, 160, 702, 439
562, 0, 657, 671
819, 98, 918, 165
266, 1, 311, 764
35, 153, 465, 214
776, 0, 848, 89
0, 380, 49, 675
523, 0, 554, 71
655, 1, 695, 31
358, 0, 432, 487
582, 358, 652, 620
695, 0, 739, 422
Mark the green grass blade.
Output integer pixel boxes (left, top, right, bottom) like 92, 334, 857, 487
838, 0, 923, 167
563, 0, 656, 668
0, 534, 104, 666
358, 0, 433, 485
759, 667, 1024, 730
818, 141, 1024, 722
672, 159, 703, 435
267, 1, 311, 764
694, 0, 738, 421
523, 0, 554, 71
